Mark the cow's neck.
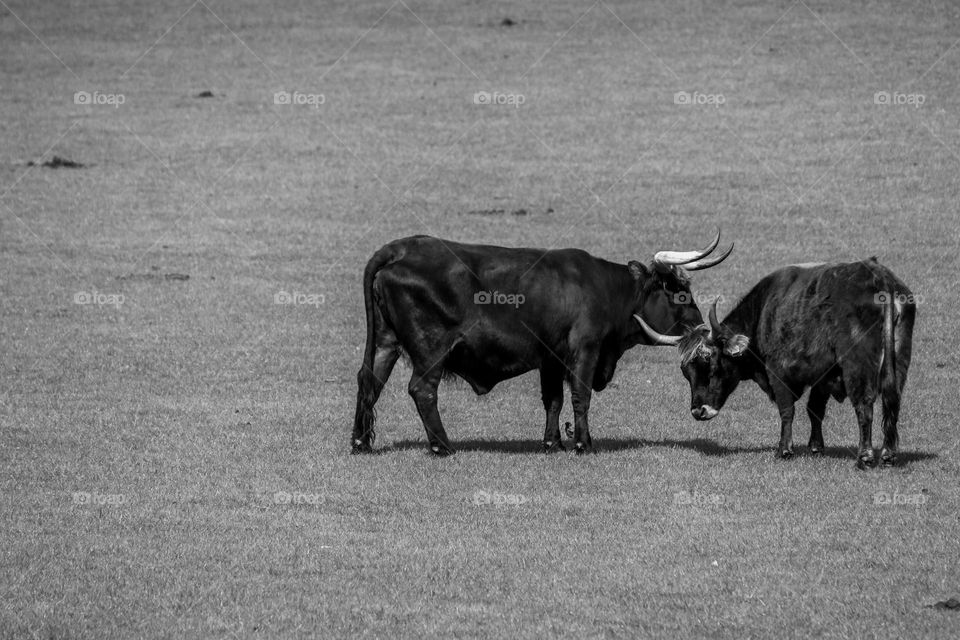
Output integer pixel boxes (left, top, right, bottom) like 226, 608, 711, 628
723, 292, 767, 382
622, 279, 655, 349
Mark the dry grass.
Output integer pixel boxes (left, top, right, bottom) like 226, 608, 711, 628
1, 0, 959, 638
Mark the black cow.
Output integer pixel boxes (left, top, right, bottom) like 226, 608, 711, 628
351, 232, 733, 455
642, 259, 916, 467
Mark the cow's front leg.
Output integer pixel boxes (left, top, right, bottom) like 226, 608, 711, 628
540, 365, 565, 453
770, 377, 801, 459
569, 346, 600, 455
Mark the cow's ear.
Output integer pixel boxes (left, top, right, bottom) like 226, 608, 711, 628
723, 334, 750, 357
628, 261, 649, 280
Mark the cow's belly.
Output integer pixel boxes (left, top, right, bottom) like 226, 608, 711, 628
774, 358, 836, 387
765, 330, 838, 387
445, 340, 539, 395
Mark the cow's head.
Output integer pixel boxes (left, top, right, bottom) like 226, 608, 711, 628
630, 231, 733, 345
676, 299, 750, 420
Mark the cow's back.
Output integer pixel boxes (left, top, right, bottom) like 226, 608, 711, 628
750, 260, 912, 386
371, 235, 622, 336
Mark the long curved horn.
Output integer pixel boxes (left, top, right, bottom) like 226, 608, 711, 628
707, 297, 723, 339
684, 242, 734, 271
633, 314, 683, 346
652, 229, 720, 269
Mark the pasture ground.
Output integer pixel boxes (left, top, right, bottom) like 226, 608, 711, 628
2, 1, 959, 638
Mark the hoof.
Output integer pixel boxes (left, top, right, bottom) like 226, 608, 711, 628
880, 449, 897, 467
574, 442, 594, 455
543, 440, 566, 453
808, 442, 824, 455
778, 447, 795, 459
351, 439, 373, 454
856, 451, 877, 469
430, 445, 455, 457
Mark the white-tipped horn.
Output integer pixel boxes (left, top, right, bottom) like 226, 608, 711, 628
707, 297, 723, 340
653, 229, 720, 269
633, 314, 683, 346
684, 242, 734, 271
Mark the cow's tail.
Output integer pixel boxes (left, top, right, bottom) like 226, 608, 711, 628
361, 246, 395, 374
878, 290, 902, 458
880, 291, 897, 403
351, 244, 400, 452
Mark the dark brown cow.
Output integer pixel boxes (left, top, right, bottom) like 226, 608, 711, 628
352, 232, 732, 455
640, 259, 916, 467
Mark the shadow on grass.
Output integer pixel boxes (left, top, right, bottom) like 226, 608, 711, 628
388, 437, 936, 464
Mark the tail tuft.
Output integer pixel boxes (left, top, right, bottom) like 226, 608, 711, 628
351, 244, 401, 451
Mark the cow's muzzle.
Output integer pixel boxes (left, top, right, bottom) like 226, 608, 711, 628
691, 405, 719, 421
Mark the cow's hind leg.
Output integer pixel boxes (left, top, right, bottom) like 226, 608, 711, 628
540, 365, 565, 453
879, 379, 901, 467
352, 342, 400, 453
408, 367, 455, 456
851, 399, 877, 468
806, 384, 828, 455
846, 377, 878, 469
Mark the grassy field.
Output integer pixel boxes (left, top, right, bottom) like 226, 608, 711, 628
2, 0, 959, 637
